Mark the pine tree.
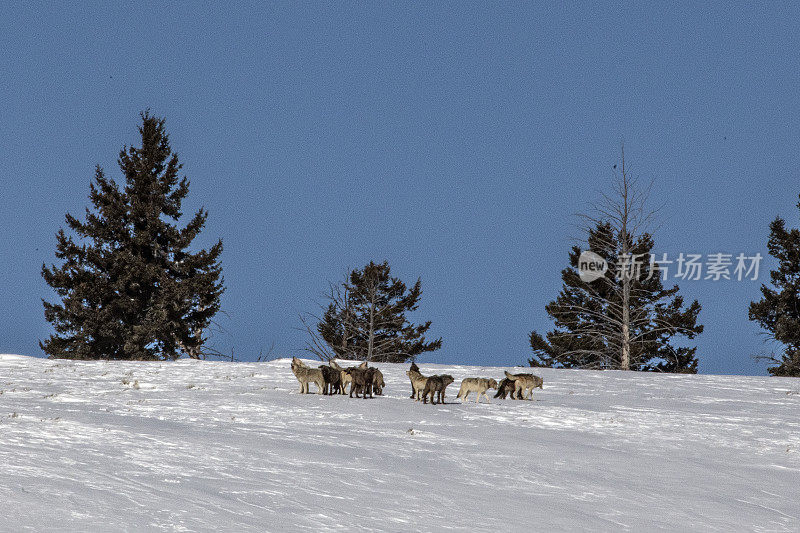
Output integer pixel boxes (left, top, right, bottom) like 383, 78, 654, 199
749, 209, 800, 376
41, 112, 224, 360
529, 221, 703, 372
529, 149, 702, 372
307, 261, 442, 362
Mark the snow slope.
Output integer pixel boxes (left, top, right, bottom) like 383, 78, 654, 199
1, 354, 798, 532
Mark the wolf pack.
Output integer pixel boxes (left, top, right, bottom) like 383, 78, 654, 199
290, 357, 544, 405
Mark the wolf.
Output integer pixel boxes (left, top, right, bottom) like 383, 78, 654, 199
364, 367, 381, 399
456, 377, 498, 404
503, 371, 544, 400
318, 364, 342, 395
421, 374, 454, 405
330, 359, 368, 394
291, 357, 325, 394
494, 377, 524, 400
345, 367, 365, 398
407, 364, 429, 401
372, 368, 385, 395
346, 366, 377, 399
329, 359, 350, 394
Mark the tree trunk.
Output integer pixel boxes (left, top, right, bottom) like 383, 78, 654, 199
621, 287, 630, 370
340, 309, 348, 355
367, 296, 375, 361
619, 148, 631, 370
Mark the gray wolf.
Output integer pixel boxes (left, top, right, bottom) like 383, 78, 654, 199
345, 366, 379, 399
407, 365, 429, 401
345, 367, 366, 398
372, 368, 385, 395
503, 371, 543, 400
291, 357, 325, 394
330, 359, 367, 394
422, 374, 454, 405
318, 364, 342, 395
456, 378, 498, 404
364, 367, 381, 398
329, 359, 351, 394
494, 377, 524, 400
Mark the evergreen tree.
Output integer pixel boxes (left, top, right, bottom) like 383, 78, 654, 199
310, 261, 442, 362
529, 221, 703, 372
530, 149, 702, 372
749, 208, 800, 376
41, 112, 224, 360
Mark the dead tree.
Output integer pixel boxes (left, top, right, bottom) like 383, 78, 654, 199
530, 146, 703, 372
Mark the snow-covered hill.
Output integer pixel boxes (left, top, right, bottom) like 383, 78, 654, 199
1, 354, 798, 532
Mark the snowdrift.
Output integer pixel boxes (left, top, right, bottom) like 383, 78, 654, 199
1, 356, 798, 531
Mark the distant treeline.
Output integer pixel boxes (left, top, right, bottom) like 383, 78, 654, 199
39, 113, 800, 377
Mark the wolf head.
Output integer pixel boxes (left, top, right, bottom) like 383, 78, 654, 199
406, 369, 421, 378
290, 358, 303, 375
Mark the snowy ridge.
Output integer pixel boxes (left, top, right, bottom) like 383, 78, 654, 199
1, 355, 799, 532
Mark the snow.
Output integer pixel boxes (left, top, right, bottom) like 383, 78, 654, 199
1, 354, 799, 532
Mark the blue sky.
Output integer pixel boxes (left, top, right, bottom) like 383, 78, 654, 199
2, 2, 799, 374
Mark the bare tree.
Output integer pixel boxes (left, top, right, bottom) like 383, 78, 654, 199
530, 147, 703, 372
580, 147, 654, 369
177, 310, 251, 361
300, 274, 353, 361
